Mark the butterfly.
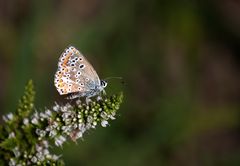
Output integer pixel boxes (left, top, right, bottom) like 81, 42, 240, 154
54, 46, 107, 100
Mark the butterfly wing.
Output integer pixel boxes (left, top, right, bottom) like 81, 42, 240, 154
54, 46, 101, 96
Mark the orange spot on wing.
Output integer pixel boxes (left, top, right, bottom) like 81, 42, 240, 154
62, 52, 71, 66
59, 83, 64, 87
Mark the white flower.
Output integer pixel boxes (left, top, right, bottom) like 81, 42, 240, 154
61, 104, 71, 112
2, 115, 7, 122
7, 113, 14, 120
3, 113, 14, 122
42, 140, 49, 148
31, 117, 39, 125
36, 144, 43, 152
75, 131, 83, 139
55, 135, 66, 147
87, 116, 93, 123
109, 116, 115, 120
13, 147, 20, 157
76, 99, 81, 105
62, 111, 74, 121
78, 123, 86, 132
9, 158, 16, 166
52, 121, 59, 128
49, 130, 57, 138
73, 123, 78, 129
36, 129, 46, 137
61, 126, 71, 133
31, 156, 38, 163
85, 123, 92, 130
52, 154, 61, 160
53, 103, 60, 112
101, 120, 108, 127
9, 132, 15, 138
36, 152, 44, 161
43, 149, 49, 155
23, 118, 29, 125
40, 112, 47, 119
45, 109, 52, 117
100, 112, 108, 119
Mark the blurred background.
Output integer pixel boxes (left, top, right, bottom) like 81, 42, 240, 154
0, 0, 240, 165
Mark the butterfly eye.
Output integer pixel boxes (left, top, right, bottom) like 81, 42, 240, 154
74, 57, 78, 61
85, 78, 89, 81
101, 80, 107, 87
77, 71, 81, 75
79, 58, 83, 61
80, 83, 84, 86
76, 79, 80, 82
78, 87, 82, 90
70, 63, 75, 67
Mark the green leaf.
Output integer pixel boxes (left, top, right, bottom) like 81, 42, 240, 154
17, 80, 35, 118
0, 138, 17, 151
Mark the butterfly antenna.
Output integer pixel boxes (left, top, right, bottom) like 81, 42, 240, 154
103, 77, 125, 85
104, 77, 123, 80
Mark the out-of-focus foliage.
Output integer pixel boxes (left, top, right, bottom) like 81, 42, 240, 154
0, 0, 240, 165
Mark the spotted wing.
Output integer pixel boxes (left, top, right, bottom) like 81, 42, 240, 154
54, 46, 101, 95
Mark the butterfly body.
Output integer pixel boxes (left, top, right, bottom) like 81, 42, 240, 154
54, 46, 107, 99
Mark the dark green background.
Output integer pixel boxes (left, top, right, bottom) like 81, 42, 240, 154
0, 0, 240, 165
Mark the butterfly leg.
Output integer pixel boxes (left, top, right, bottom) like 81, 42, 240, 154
102, 90, 106, 96
96, 95, 102, 101
67, 93, 80, 100
85, 97, 92, 105
75, 99, 81, 105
